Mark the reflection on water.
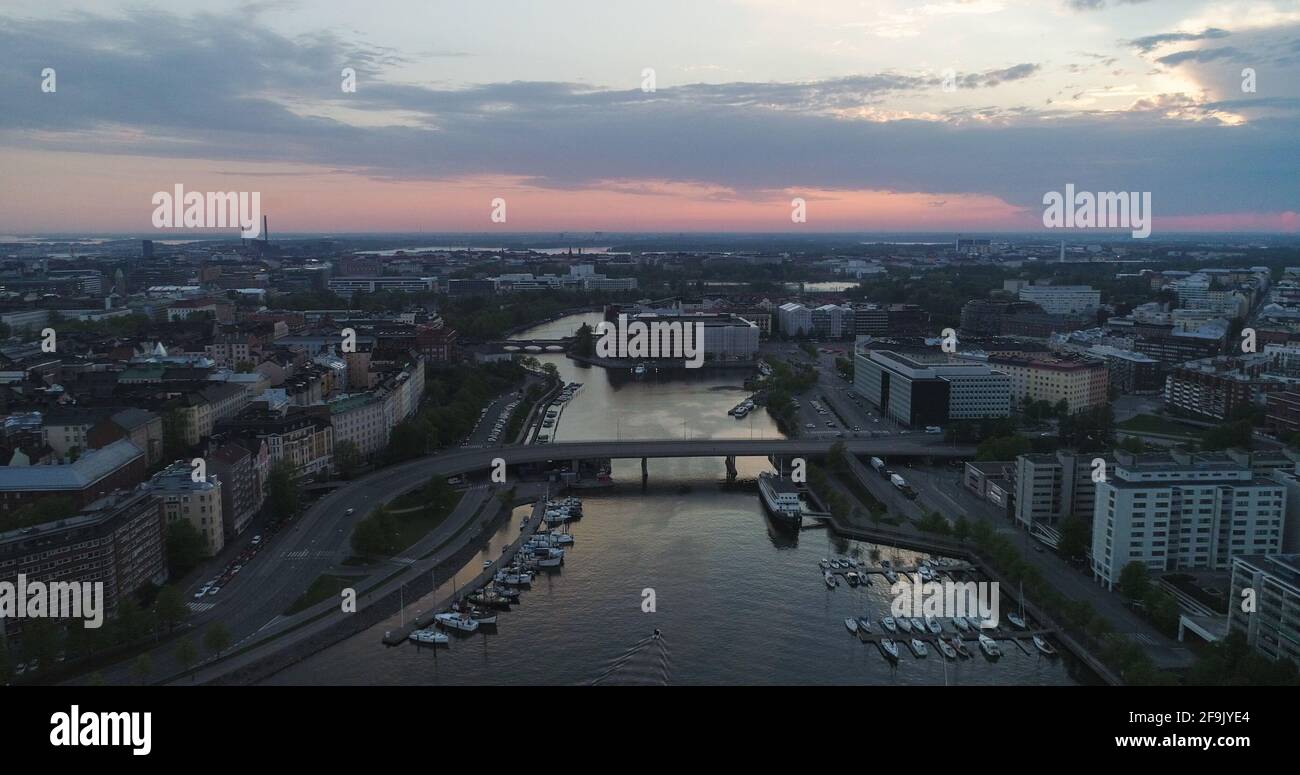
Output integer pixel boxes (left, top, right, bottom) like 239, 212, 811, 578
264, 315, 1088, 685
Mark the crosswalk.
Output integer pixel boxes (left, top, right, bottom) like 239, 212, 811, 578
282, 550, 337, 560
188, 602, 216, 613
1129, 632, 1157, 645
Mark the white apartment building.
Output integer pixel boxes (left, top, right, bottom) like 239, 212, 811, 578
151, 460, 225, 556
1227, 553, 1300, 664
986, 355, 1109, 413
1091, 450, 1287, 590
1018, 285, 1100, 315
777, 303, 813, 337
328, 393, 391, 458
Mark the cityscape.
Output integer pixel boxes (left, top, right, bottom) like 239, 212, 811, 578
0, 0, 1298, 725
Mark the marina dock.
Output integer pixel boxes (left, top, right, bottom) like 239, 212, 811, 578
382, 497, 547, 646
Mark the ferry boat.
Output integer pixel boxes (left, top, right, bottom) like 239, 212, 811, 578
758, 472, 803, 528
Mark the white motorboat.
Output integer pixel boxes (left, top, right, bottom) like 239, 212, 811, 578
881, 616, 898, 633
1033, 635, 1058, 656
435, 612, 479, 633
978, 634, 1001, 658
925, 616, 942, 635
896, 617, 912, 633
909, 618, 926, 634
879, 639, 900, 660
409, 628, 449, 646
845, 571, 860, 587
856, 617, 871, 633
884, 570, 899, 585
819, 558, 830, 569
824, 571, 838, 589
844, 617, 859, 634
952, 616, 971, 633
937, 640, 957, 660
908, 638, 928, 657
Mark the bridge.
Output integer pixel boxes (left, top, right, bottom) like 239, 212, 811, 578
444, 436, 972, 472
497, 336, 575, 348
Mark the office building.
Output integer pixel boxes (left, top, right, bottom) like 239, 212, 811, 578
853, 349, 1010, 427
1018, 285, 1100, 315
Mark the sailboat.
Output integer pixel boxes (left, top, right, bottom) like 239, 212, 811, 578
1007, 581, 1028, 629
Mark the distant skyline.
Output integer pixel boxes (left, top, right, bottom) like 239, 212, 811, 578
2, 0, 1298, 234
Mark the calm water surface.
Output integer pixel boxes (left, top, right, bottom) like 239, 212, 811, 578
266, 314, 1088, 685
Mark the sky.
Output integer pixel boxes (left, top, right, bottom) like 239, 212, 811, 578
1, 0, 1298, 234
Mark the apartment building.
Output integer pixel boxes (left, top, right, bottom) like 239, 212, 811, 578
777, 303, 813, 337
150, 460, 225, 556
0, 487, 167, 642
987, 354, 1109, 413
1014, 450, 1111, 530
1164, 355, 1286, 421
1086, 345, 1164, 394
1018, 285, 1100, 315
1091, 450, 1287, 590
1227, 553, 1300, 664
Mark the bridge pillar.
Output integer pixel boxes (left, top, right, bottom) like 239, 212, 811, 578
724, 455, 737, 482
641, 457, 648, 488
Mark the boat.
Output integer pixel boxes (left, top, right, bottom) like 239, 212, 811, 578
844, 617, 859, 634
1009, 581, 1028, 629
896, 617, 912, 633
909, 618, 926, 634
758, 472, 803, 528
952, 616, 971, 633
463, 607, 498, 626
823, 571, 837, 589
1033, 635, 1058, 657
845, 571, 860, 587
978, 634, 1001, 658
409, 628, 449, 646
879, 639, 900, 661
856, 616, 871, 633
633, 363, 647, 377
881, 616, 898, 633
937, 640, 957, 660
949, 636, 971, 658
880, 559, 892, 570
908, 638, 928, 657
434, 612, 479, 633
925, 616, 942, 635
818, 558, 829, 569
917, 565, 935, 582
884, 570, 899, 585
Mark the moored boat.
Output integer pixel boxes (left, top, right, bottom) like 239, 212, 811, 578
881, 616, 898, 633
1033, 634, 1058, 656
908, 638, 928, 657
879, 639, 900, 661
844, 617, 858, 634
978, 633, 1001, 658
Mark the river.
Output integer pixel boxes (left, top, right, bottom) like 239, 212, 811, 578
265, 313, 1090, 685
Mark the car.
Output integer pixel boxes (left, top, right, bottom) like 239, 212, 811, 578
251, 535, 262, 545
805, 423, 815, 429
346, 507, 355, 516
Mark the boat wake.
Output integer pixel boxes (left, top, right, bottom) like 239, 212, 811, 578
587, 633, 671, 686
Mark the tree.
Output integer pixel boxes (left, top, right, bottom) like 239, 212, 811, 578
131, 654, 153, 686
952, 516, 970, 541
154, 586, 188, 632
1057, 515, 1091, 562
1117, 560, 1151, 601
203, 623, 231, 658
165, 520, 207, 577
266, 460, 300, 520
334, 440, 362, 480
573, 322, 595, 357
174, 638, 199, 680
976, 434, 1031, 461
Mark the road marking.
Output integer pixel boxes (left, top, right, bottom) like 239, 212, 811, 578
188, 602, 216, 613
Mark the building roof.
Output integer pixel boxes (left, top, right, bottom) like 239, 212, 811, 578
0, 438, 143, 492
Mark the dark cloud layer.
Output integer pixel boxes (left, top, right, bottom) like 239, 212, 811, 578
0, 8, 1297, 218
